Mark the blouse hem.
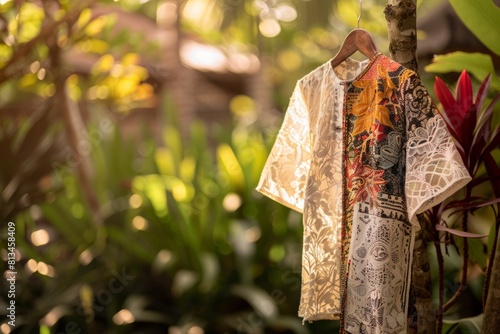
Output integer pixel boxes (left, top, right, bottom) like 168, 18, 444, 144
255, 185, 304, 214
409, 175, 472, 229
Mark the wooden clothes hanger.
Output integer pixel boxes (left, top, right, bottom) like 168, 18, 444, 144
330, 0, 379, 69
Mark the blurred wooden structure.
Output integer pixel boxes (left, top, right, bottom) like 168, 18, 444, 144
62, 2, 262, 142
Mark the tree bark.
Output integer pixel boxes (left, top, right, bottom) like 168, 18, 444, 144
482, 225, 500, 334
158, 0, 196, 142
385, 0, 418, 72
385, 1, 436, 333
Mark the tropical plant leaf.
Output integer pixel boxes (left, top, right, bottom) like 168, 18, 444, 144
484, 126, 500, 155
477, 94, 500, 143
442, 321, 459, 334
434, 76, 463, 136
435, 224, 488, 238
456, 70, 472, 115
467, 197, 500, 211
469, 238, 488, 269
443, 314, 483, 334
475, 74, 492, 112
426, 52, 500, 91
462, 108, 476, 156
484, 153, 500, 204
230, 284, 279, 319
450, 0, 500, 55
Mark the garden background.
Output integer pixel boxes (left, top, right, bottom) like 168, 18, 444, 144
1, 0, 500, 333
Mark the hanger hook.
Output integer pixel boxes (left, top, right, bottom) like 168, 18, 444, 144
357, 0, 362, 29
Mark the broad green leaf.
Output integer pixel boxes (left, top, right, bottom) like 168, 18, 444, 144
443, 314, 483, 334
39, 325, 50, 334
180, 156, 196, 182
468, 238, 487, 269
155, 147, 175, 175
163, 125, 183, 170
425, 52, 500, 91
450, 0, 500, 55
442, 321, 459, 334
217, 143, 245, 190
135, 174, 168, 217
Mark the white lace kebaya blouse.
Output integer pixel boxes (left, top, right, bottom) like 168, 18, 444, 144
257, 54, 471, 334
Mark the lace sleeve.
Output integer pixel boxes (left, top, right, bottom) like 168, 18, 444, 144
403, 73, 471, 228
256, 82, 311, 213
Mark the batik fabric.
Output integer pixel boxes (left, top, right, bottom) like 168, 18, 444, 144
256, 54, 471, 334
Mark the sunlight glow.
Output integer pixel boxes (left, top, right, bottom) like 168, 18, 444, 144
129, 194, 143, 209
30, 61, 40, 73
181, 41, 226, 73
113, 309, 135, 325
31, 229, 50, 246
244, 226, 261, 243
153, 249, 173, 272
1, 249, 20, 261
37, 261, 55, 277
227, 53, 260, 74
79, 248, 94, 266
26, 259, 38, 273
0, 324, 11, 334
182, 0, 204, 23
132, 216, 148, 231
168, 327, 204, 334
37, 68, 46, 80
181, 40, 260, 74
187, 326, 204, 334
41, 306, 65, 327
222, 193, 242, 212
171, 179, 188, 202
276, 3, 297, 22
259, 19, 281, 37
157, 1, 177, 26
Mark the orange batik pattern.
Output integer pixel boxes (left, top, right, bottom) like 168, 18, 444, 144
257, 54, 471, 333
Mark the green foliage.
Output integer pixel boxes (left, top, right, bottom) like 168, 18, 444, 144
443, 314, 483, 334
425, 52, 500, 92
4, 1, 499, 333
6, 107, 325, 332
449, 0, 500, 56
430, 69, 500, 331
0, 106, 64, 220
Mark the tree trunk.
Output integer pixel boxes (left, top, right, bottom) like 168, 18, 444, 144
49, 5, 103, 228
384, 0, 418, 71
158, 0, 196, 142
385, 1, 436, 333
482, 226, 500, 334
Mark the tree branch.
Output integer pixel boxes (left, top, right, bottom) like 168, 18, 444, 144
0, 0, 98, 84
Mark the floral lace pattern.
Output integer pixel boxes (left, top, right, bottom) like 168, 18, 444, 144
256, 54, 471, 333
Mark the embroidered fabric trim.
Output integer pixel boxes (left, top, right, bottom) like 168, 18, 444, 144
256, 55, 471, 333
